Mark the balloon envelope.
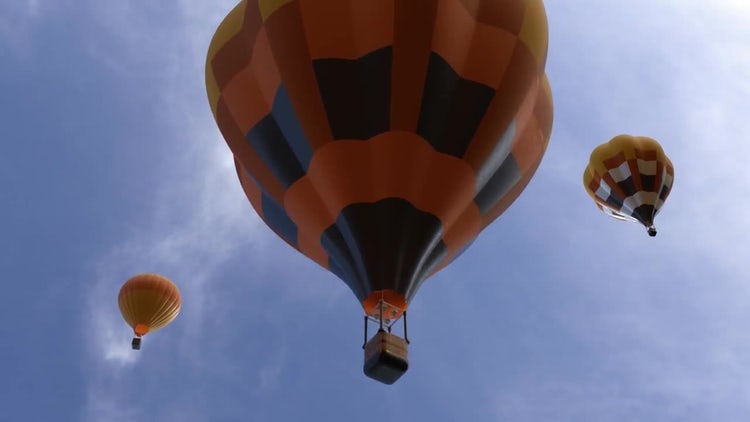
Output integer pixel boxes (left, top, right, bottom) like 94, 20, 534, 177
207, 0, 552, 313
118, 273, 181, 337
583, 134, 674, 235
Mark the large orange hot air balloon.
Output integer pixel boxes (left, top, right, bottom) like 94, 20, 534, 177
118, 273, 181, 350
206, 0, 552, 383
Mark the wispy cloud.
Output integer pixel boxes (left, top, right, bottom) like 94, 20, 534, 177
84, 394, 141, 422
77, 1, 285, 420
256, 336, 287, 392
0, 0, 47, 58
475, 2, 750, 419
546, 0, 750, 249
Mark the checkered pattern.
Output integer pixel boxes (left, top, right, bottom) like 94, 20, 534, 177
207, 0, 552, 308
584, 135, 674, 230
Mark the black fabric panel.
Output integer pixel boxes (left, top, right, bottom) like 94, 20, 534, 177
659, 184, 671, 200
260, 192, 298, 249
474, 155, 521, 213
640, 174, 656, 192
604, 193, 624, 210
325, 239, 366, 299
313, 47, 392, 140
246, 114, 305, 189
321, 198, 447, 302
616, 177, 638, 197
417, 52, 495, 157
405, 241, 448, 300
632, 204, 655, 225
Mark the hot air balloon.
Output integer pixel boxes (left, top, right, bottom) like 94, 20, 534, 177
206, 0, 552, 384
118, 273, 182, 350
583, 134, 674, 236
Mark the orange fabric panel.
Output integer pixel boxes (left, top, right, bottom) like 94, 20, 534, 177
510, 114, 545, 171
456, 0, 525, 31
432, 0, 520, 87
263, 2, 333, 150
283, 177, 333, 265
134, 323, 150, 336
534, 76, 553, 140
220, 29, 280, 134
480, 74, 552, 226
510, 77, 541, 144
362, 290, 408, 317
627, 159, 643, 191
634, 149, 659, 161
209, 4, 262, 92
462, 46, 538, 171
299, 0, 395, 59
440, 204, 483, 267
284, 132, 480, 256
390, 0, 438, 131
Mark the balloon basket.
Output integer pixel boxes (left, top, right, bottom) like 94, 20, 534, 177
131, 337, 141, 350
363, 330, 409, 385
362, 299, 409, 384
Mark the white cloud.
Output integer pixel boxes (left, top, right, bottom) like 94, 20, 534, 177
0, 0, 48, 57
256, 339, 287, 392
78, 2, 282, 420
471, 1, 750, 419
84, 394, 140, 422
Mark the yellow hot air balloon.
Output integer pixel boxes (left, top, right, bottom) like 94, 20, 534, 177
583, 134, 674, 236
118, 273, 181, 350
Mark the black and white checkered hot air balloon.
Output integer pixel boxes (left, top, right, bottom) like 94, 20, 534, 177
583, 134, 674, 237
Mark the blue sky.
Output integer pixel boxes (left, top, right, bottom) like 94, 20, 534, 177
2, 1, 750, 421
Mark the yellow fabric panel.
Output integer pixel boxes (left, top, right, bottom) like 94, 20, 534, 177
518, 0, 548, 70
206, 0, 248, 117
259, 0, 294, 21
588, 134, 667, 174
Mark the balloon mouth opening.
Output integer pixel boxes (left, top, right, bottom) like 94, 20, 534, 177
134, 323, 150, 337
362, 290, 407, 323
